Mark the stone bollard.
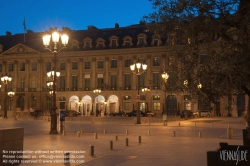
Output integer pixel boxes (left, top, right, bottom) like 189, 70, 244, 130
64, 152, 70, 164
126, 130, 129, 135
227, 127, 233, 139
104, 129, 106, 134
81, 129, 84, 134
194, 123, 196, 127
148, 130, 151, 136
63, 131, 66, 136
173, 131, 176, 137
199, 132, 202, 138
94, 133, 98, 139
179, 122, 181, 127
89, 145, 94, 156
115, 135, 118, 141
77, 131, 80, 137
138, 136, 141, 143
125, 138, 129, 146
109, 141, 113, 150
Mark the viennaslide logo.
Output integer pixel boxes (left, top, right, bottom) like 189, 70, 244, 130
219, 146, 248, 165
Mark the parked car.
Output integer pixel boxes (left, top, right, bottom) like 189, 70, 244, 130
145, 111, 156, 117
193, 110, 211, 117
109, 111, 126, 116
125, 110, 146, 117
180, 110, 194, 118
63, 110, 81, 117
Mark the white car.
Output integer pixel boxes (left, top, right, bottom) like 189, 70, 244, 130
193, 110, 211, 117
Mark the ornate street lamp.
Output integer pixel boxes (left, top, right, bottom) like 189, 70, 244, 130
43, 29, 69, 134
142, 87, 150, 112
1, 74, 13, 119
130, 60, 147, 124
8, 91, 15, 111
161, 72, 169, 114
93, 89, 101, 116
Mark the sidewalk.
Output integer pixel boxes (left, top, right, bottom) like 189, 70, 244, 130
0, 116, 247, 166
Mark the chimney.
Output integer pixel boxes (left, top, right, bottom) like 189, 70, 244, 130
115, 23, 119, 28
87, 25, 98, 30
6, 31, 12, 36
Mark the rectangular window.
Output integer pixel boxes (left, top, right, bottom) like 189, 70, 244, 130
72, 76, 78, 90
139, 37, 144, 47
125, 40, 130, 48
124, 73, 131, 89
30, 76, 36, 88
8, 81, 13, 91
72, 61, 78, 70
123, 96, 131, 100
153, 57, 160, 66
85, 61, 91, 69
154, 39, 159, 46
97, 78, 103, 89
110, 75, 117, 89
153, 73, 160, 89
85, 78, 90, 89
59, 76, 66, 89
0, 64, 2, 72
31, 62, 37, 71
97, 60, 104, 68
111, 59, 117, 68
20, 77, 25, 90
60, 102, 66, 109
124, 59, 131, 67
153, 95, 160, 100
153, 102, 160, 111
111, 39, 116, 49
124, 102, 131, 110
9, 63, 14, 72
86, 41, 90, 49
60, 62, 66, 70
140, 95, 146, 100
46, 62, 51, 71
98, 42, 103, 49
139, 73, 145, 89
97, 74, 103, 89
20, 63, 25, 71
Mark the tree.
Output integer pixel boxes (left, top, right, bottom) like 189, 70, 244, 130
143, 0, 250, 139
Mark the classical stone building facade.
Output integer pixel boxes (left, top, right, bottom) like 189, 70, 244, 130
0, 24, 247, 117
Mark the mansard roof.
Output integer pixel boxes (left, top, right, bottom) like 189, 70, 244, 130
0, 24, 166, 53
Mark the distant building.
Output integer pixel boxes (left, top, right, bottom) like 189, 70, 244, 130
0, 23, 245, 117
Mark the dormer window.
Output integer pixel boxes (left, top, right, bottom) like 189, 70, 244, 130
83, 37, 93, 50
96, 38, 105, 49
98, 41, 104, 49
86, 41, 90, 49
122, 36, 133, 48
111, 40, 116, 49
151, 34, 162, 46
109, 35, 119, 49
137, 33, 147, 47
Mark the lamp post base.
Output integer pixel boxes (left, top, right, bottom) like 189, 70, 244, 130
49, 114, 58, 135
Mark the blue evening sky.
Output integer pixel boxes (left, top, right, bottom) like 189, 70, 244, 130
0, 0, 153, 36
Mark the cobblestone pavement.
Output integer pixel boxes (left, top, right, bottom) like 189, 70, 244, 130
0, 115, 247, 166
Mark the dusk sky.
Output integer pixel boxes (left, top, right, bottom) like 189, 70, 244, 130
0, 0, 154, 36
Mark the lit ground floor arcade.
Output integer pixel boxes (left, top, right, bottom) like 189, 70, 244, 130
0, 90, 248, 117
